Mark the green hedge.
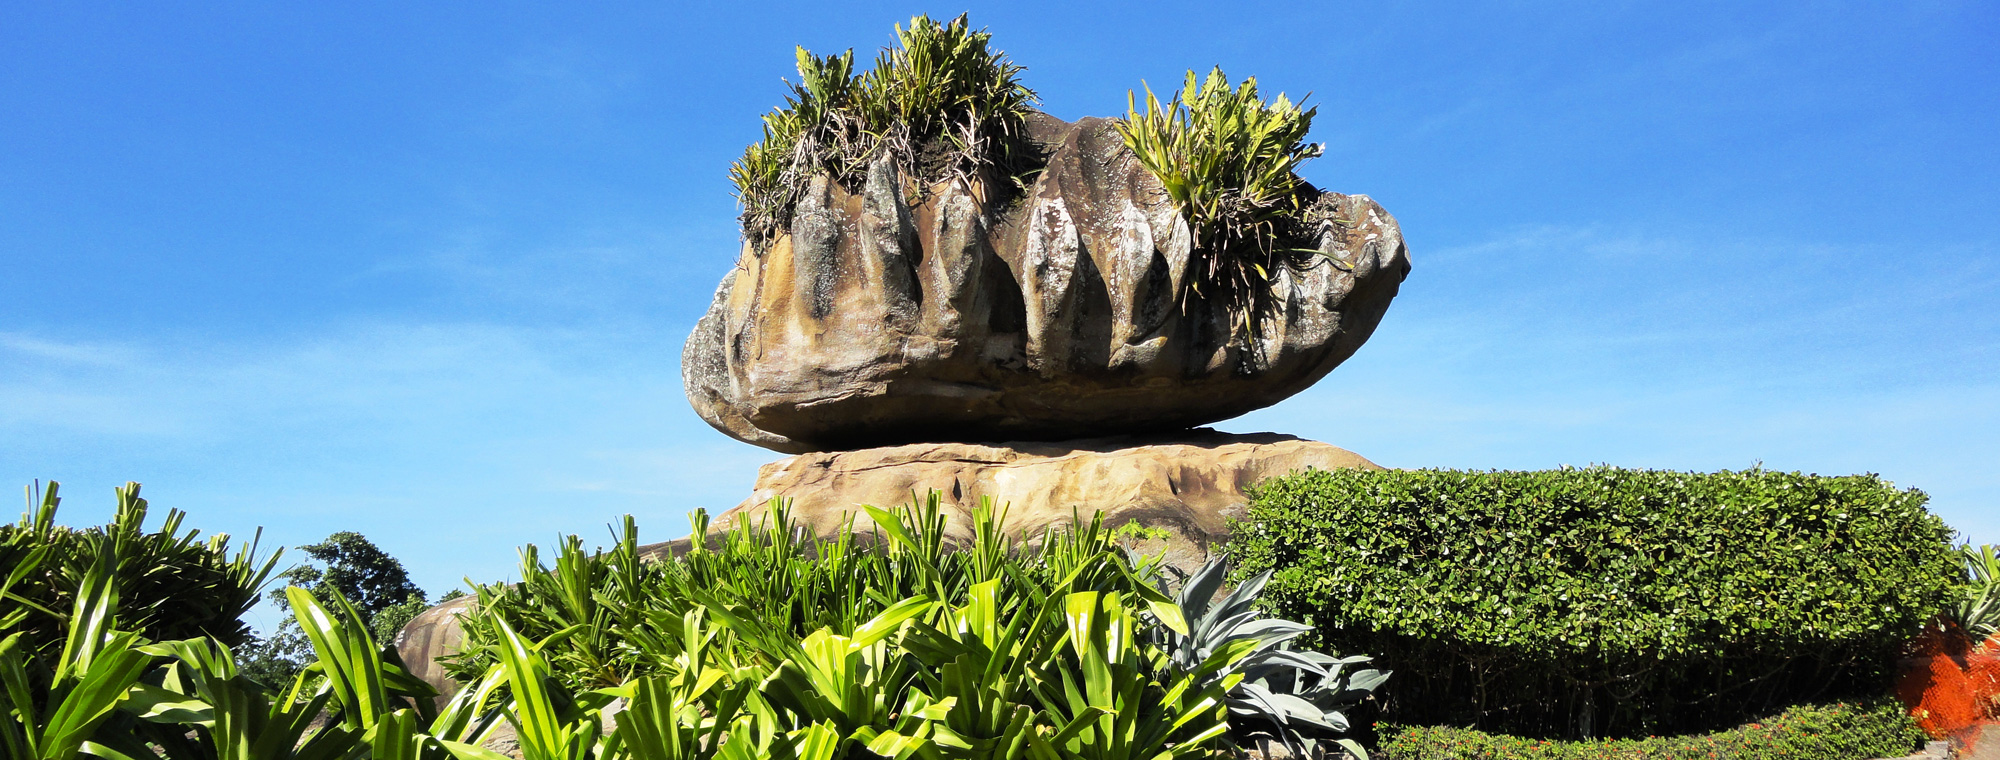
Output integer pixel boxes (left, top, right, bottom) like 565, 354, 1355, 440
1231, 467, 1957, 739
1378, 701, 1928, 760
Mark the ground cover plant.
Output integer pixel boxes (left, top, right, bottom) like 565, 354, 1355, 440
1230, 466, 1959, 740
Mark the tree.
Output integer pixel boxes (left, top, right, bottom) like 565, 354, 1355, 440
237, 531, 430, 687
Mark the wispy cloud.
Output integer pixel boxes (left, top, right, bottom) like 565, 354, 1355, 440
0, 320, 769, 600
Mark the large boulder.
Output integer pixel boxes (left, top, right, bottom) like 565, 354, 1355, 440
393, 593, 476, 709
684, 113, 1411, 453
701, 430, 1381, 569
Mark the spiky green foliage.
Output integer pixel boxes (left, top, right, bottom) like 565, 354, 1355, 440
0, 482, 279, 663
1116, 68, 1325, 338
1951, 543, 2000, 642
443, 495, 1274, 760
729, 14, 1038, 246
1148, 557, 1386, 759
450, 493, 1179, 689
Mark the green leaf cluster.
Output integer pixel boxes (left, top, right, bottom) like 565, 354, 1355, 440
1229, 467, 1960, 739
729, 14, 1038, 247
0, 487, 1272, 760
1948, 543, 2000, 642
448, 494, 1179, 689
444, 494, 1307, 759
1115, 68, 1329, 339
1147, 557, 1388, 758
1376, 700, 1928, 760
0, 483, 279, 665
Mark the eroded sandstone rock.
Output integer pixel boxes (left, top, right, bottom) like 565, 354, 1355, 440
684, 113, 1411, 453
703, 430, 1381, 562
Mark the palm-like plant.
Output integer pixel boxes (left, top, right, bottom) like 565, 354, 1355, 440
1146, 557, 1387, 759
2, 482, 281, 663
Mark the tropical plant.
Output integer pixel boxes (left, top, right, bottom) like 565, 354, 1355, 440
0, 545, 159, 760
450, 493, 1178, 692
1147, 557, 1386, 759
1116, 67, 1327, 338
730, 14, 1038, 246
0, 482, 281, 661
1951, 543, 2000, 642
1028, 590, 1247, 760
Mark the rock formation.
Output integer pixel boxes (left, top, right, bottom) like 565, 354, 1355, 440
683, 112, 1410, 454
401, 106, 1413, 703
695, 430, 1381, 570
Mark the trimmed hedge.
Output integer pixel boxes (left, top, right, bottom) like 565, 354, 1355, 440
1378, 701, 1928, 760
1231, 467, 1958, 738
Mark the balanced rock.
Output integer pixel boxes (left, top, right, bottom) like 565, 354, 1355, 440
684, 112, 1411, 454
701, 430, 1381, 565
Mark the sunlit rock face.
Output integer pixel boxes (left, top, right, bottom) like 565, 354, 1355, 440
683, 112, 1410, 454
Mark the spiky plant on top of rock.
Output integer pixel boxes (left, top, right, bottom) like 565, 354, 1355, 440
1116, 68, 1331, 340
728, 14, 1038, 249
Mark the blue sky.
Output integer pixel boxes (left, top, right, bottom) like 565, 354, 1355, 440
3, 2, 1995, 629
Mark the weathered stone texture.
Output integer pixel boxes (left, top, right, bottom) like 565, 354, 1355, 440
684, 113, 1411, 453
707, 430, 1381, 553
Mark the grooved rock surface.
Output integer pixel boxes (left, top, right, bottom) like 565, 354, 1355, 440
706, 430, 1381, 552
393, 594, 476, 709
684, 112, 1411, 453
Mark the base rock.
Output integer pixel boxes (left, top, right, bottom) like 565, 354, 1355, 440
689, 430, 1380, 565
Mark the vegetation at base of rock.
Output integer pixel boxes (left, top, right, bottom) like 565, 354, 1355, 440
1377, 701, 1927, 760
1229, 466, 1959, 739
730, 14, 1038, 247
0, 481, 278, 661
1116, 68, 1329, 335
448, 494, 1180, 688
0, 483, 1338, 760
450, 493, 1380, 758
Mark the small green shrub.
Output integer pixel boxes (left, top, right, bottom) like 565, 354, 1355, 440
1231, 467, 1959, 738
1378, 701, 1928, 760
730, 14, 1038, 246
1116, 67, 1327, 335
